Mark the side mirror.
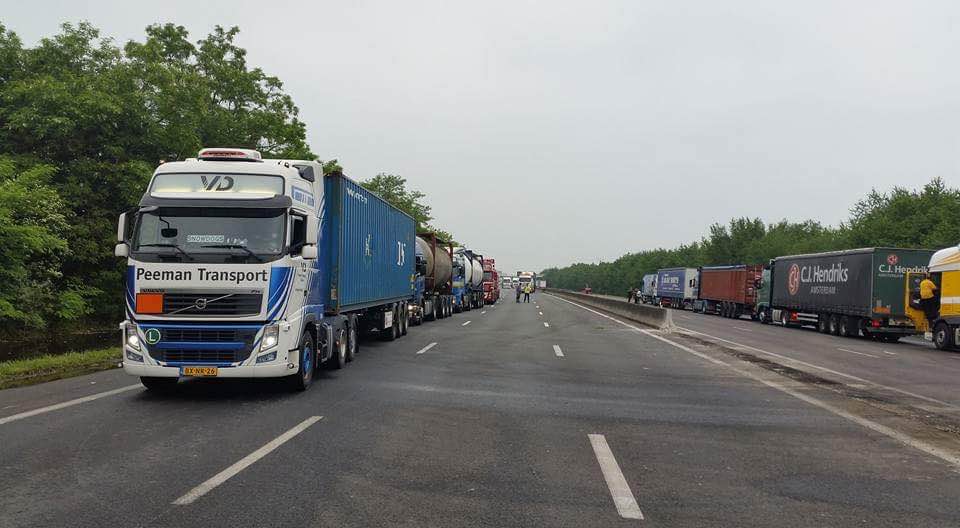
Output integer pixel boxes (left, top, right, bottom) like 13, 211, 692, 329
117, 212, 128, 242
115, 243, 129, 257
306, 215, 319, 245
301, 244, 318, 260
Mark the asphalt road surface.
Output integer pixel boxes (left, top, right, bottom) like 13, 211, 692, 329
2, 292, 959, 527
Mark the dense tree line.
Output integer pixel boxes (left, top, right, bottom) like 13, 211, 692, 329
542, 179, 960, 295
0, 22, 448, 339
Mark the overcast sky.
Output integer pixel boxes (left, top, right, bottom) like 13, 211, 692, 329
6, 1, 960, 274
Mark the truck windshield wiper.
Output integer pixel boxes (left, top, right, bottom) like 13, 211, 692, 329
201, 244, 264, 262
138, 243, 194, 261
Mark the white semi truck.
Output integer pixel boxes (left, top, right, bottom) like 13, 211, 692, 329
116, 148, 415, 391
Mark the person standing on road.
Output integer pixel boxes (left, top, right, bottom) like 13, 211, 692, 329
516, 283, 522, 303
627, 287, 638, 304
523, 284, 532, 303
920, 273, 939, 323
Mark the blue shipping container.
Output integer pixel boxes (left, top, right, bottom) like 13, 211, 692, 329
320, 174, 416, 313
656, 268, 686, 299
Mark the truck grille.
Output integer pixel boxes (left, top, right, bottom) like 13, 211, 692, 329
146, 326, 260, 365
162, 292, 263, 316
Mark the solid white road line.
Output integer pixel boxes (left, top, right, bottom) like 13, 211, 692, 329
588, 434, 644, 520
553, 345, 564, 358
543, 322, 550, 328
882, 350, 898, 356
0, 384, 141, 426
676, 326, 953, 407
173, 416, 323, 505
416, 342, 438, 355
462, 320, 472, 326
837, 347, 880, 359
548, 293, 960, 469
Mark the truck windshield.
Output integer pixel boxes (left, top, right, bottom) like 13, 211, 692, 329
133, 208, 286, 261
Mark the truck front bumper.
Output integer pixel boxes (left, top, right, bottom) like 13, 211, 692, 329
123, 360, 294, 378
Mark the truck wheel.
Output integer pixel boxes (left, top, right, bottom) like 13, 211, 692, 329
780, 311, 790, 327
817, 315, 830, 334
328, 327, 347, 369
345, 316, 358, 362
288, 332, 316, 390
839, 316, 857, 337
140, 377, 178, 391
828, 314, 840, 335
382, 307, 399, 341
400, 303, 409, 336
934, 322, 953, 350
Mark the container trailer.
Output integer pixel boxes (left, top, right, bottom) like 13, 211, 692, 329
694, 264, 764, 319
763, 247, 932, 340
655, 267, 699, 309
116, 148, 415, 391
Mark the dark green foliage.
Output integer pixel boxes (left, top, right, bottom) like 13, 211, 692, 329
0, 21, 312, 335
543, 179, 958, 295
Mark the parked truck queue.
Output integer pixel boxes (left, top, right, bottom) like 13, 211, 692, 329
116, 147, 501, 391
630, 246, 960, 351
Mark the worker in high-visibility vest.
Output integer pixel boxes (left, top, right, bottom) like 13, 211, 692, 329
523, 284, 532, 303
920, 273, 939, 323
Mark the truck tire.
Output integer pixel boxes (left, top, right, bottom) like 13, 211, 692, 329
288, 332, 316, 391
817, 315, 830, 334
934, 322, 953, 350
828, 314, 840, 336
382, 307, 399, 341
780, 311, 790, 327
839, 316, 857, 337
140, 377, 178, 391
328, 327, 347, 369
400, 303, 409, 336
346, 316, 358, 362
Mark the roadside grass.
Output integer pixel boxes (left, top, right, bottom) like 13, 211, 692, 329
0, 347, 121, 390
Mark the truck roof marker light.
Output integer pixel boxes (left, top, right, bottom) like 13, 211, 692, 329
197, 148, 262, 162
135, 292, 164, 314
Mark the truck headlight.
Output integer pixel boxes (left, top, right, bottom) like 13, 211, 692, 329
125, 325, 141, 351
261, 324, 279, 351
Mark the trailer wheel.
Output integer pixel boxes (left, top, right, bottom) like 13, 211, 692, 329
828, 314, 840, 335
140, 377, 178, 391
780, 311, 790, 327
817, 315, 830, 334
288, 332, 316, 390
381, 307, 399, 341
345, 316, 358, 362
400, 302, 409, 336
839, 316, 857, 337
934, 322, 953, 350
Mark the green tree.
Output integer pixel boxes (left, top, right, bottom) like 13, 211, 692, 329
0, 21, 314, 328
0, 158, 87, 334
361, 173, 454, 241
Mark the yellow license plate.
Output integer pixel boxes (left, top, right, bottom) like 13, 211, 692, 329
181, 366, 218, 377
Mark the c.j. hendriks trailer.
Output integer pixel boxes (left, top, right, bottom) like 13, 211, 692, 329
115, 148, 414, 391
761, 247, 932, 341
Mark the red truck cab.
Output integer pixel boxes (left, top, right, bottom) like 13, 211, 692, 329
482, 258, 500, 304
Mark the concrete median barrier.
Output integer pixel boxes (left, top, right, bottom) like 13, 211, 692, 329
545, 289, 673, 330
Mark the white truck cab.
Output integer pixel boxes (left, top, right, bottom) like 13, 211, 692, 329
116, 148, 327, 390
